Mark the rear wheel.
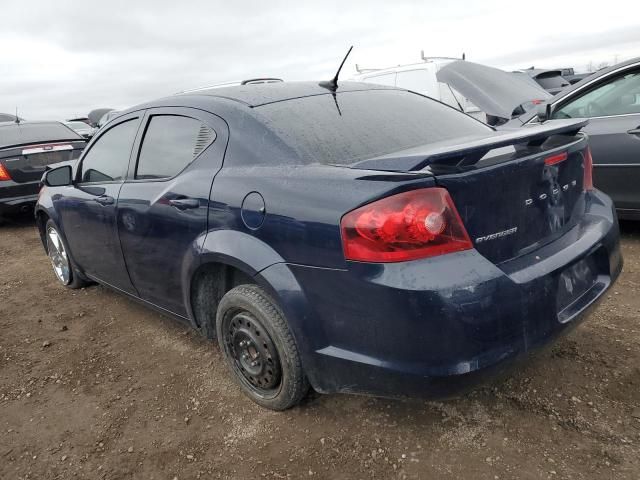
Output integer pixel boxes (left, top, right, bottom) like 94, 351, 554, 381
216, 284, 309, 410
45, 220, 90, 289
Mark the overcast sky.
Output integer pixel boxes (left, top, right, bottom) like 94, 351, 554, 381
1, 0, 639, 120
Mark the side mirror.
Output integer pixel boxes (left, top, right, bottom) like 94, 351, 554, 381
536, 103, 553, 122
43, 165, 73, 187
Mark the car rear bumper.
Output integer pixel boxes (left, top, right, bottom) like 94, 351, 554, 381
616, 208, 640, 221
262, 190, 622, 398
0, 181, 39, 214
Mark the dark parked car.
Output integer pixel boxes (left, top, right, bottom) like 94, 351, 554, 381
0, 113, 24, 123
518, 69, 571, 95
96, 110, 121, 129
64, 121, 96, 139
0, 122, 85, 219
88, 108, 114, 127
36, 82, 621, 410
67, 117, 91, 125
557, 68, 592, 85
528, 57, 640, 219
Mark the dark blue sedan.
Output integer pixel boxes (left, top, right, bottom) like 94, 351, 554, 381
35, 82, 622, 410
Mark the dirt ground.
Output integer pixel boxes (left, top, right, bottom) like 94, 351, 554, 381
1, 215, 639, 480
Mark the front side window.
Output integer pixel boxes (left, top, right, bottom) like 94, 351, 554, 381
79, 119, 139, 183
136, 115, 215, 180
554, 70, 640, 119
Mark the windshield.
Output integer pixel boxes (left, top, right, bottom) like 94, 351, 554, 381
256, 89, 490, 165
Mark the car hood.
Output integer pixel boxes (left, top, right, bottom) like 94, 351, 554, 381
436, 60, 551, 120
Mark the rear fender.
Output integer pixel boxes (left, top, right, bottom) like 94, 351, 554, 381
189, 229, 327, 389
183, 229, 287, 327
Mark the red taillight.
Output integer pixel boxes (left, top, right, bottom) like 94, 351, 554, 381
341, 188, 472, 262
544, 152, 568, 166
0, 164, 11, 181
583, 147, 594, 191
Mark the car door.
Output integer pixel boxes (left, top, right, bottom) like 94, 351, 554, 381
552, 65, 640, 214
54, 113, 143, 294
117, 107, 227, 316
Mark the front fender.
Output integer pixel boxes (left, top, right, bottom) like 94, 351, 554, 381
34, 191, 61, 248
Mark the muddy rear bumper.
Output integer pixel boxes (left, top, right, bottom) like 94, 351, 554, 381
265, 190, 622, 398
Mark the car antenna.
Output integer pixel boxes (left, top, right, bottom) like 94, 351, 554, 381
319, 46, 353, 91
14, 107, 21, 124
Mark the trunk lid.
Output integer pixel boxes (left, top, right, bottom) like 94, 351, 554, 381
435, 60, 551, 122
351, 119, 590, 264
0, 122, 85, 184
0, 142, 85, 183
434, 139, 588, 264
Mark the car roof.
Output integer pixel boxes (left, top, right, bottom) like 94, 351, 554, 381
176, 80, 397, 107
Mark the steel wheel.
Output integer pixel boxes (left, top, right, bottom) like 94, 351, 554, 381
46, 226, 71, 285
223, 310, 282, 396
216, 285, 309, 410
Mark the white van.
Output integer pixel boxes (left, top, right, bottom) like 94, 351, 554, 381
351, 55, 551, 126
351, 57, 485, 120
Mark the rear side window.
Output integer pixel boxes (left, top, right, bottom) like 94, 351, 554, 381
257, 89, 490, 165
80, 119, 139, 183
136, 115, 215, 180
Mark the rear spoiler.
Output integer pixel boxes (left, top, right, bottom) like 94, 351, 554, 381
351, 119, 588, 172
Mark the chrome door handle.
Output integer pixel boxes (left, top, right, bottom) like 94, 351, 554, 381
168, 198, 199, 210
94, 195, 115, 206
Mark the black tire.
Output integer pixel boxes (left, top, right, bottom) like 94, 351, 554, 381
45, 220, 92, 290
216, 284, 309, 410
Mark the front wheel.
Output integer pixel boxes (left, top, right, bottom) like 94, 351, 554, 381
45, 220, 91, 289
216, 284, 309, 410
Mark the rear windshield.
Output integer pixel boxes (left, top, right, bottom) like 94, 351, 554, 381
256, 89, 491, 165
0, 122, 82, 149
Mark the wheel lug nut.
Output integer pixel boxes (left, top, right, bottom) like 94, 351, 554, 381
251, 361, 258, 367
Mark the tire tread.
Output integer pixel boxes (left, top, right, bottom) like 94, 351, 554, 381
216, 284, 309, 410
